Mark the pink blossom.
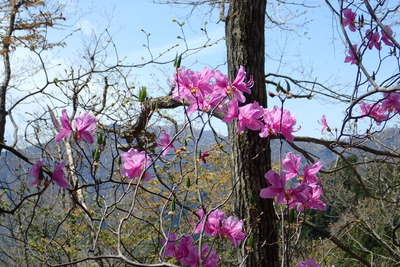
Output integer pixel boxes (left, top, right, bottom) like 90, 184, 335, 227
55, 110, 97, 143
30, 160, 44, 186
260, 170, 289, 204
121, 149, 152, 180
220, 216, 247, 247
237, 102, 264, 133
381, 25, 394, 47
175, 236, 197, 265
74, 113, 97, 144
222, 99, 239, 123
51, 162, 69, 188
230, 65, 253, 96
366, 30, 381, 50
344, 44, 358, 65
173, 67, 214, 114
260, 153, 325, 211
55, 109, 73, 142
161, 232, 178, 258
294, 185, 327, 212
382, 92, 400, 114
342, 8, 357, 32
283, 152, 301, 179
260, 106, 298, 142
200, 243, 220, 267
359, 101, 388, 124
164, 235, 219, 267
213, 66, 253, 104
320, 115, 330, 133
303, 161, 323, 185
194, 209, 225, 236
199, 151, 210, 164
158, 131, 174, 156
193, 208, 246, 247
296, 258, 322, 267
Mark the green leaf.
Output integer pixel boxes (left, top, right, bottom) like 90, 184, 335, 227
174, 53, 182, 68
93, 149, 100, 161
97, 133, 104, 145
138, 87, 147, 102
171, 199, 176, 211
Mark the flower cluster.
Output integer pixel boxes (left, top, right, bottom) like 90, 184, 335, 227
30, 161, 69, 188
359, 92, 400, 124
260, 152, 326, 211
158, 131, 174, 156
193, 209, 246, 247
173, 66, 253, 118
260, 106, 298, 142
342, 8, 395, 64
174, 67, 298, 142
55, 109, 97, 143
121, 148, 152, 180
30, 109, 98, 188
162, 233, 220, 267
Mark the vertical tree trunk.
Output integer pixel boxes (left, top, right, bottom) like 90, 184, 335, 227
0, 2, 19, 151
226, 1, 279, 266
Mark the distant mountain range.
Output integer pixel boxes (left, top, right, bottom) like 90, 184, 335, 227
1, 127, 399, 185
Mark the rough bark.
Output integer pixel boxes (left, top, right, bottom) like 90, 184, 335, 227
0, 2, 19, 151
226, 1, 279, 266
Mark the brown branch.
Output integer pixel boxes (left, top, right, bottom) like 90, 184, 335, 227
303, 220, 371, 267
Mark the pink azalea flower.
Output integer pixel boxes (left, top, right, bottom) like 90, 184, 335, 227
230, 65, 253, 96
359, 101, 388, 124
200, 243, 220, 267
161, 232, 178, 258
51, 162, 69, 188
176, 238, 219, 267
74, 112, 97, 144
237, 102, 264, 133
320, 115, 330, 133
213, 66, 253, 104
220, 216, 247, 247
260, 170, 289, 204
173, 67, 214, 114
222, 99, 239, 123
121, 148, 152, 180
261, 153, 325, 211
283, 152, 301, 179
194, 209, 225, 236
260, 106, 298, 142
294, 185, 327, 212
287, 184, 313, 209
55, 109, 73, 142
55, 110, 97, 143
381, 25, 394, 47
193, 209, 246, 247
344, 44, 358, 65
382, 92, 400, 114
366, 30, 381, 50
199, 151, 210, 164
175, 236, 197, 264
302, 161, 323, 185
296, 258, 322, 267
342, 8, 357, 32
158, 131, 174, 156
30, 160, 44, 186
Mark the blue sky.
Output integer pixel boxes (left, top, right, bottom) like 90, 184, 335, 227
6, 0, 398, 143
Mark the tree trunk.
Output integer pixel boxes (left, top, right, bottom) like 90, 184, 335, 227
226, 1, 279, 266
